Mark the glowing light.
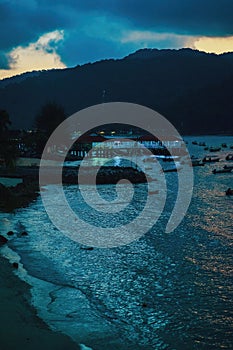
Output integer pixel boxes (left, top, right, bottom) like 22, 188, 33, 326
193, 36, 233, 54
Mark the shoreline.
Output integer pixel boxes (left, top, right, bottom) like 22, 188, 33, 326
0, 253, 80, 350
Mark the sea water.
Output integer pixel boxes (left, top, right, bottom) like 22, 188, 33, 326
0, 136, 233, 349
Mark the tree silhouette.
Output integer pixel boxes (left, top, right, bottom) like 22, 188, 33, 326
0, 110, 18, 168
35, 102, 66, 135
0, 109, 11, 135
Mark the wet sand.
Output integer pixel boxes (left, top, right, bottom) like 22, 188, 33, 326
0, 255, 79, 350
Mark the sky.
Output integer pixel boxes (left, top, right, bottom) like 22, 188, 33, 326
1, 0, 233, 79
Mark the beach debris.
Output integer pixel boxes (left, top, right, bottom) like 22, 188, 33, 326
0, 234, 8, 245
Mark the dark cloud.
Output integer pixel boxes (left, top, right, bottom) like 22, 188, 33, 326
43, 0, 233, 36
1, 0, 233, 51
0, 0, 233, 72
57, 31, 133, 67
0, 51, 10, 69
0, 1, 70, 50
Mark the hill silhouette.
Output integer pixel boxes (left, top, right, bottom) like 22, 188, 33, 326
0, 48, 233, 134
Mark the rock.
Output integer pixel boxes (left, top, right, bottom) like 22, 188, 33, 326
7, 231, 14, 236
21, 231, 28, 236
0, 183, 11, 198
0, 235, 8, 245
12, 262, 19, 269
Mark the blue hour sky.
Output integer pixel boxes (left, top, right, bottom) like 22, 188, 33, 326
1, 0, 233, 78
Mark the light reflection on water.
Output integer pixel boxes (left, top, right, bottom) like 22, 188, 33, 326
0, 135, 233, 349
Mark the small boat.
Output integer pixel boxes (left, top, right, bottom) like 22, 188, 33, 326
163, 167, 181, 173
198, 142, 206, 147
204, 147, 209, 151
212, 168, 232, 174
224, 165, 233, 170
192, 141, 198, 145
209, 146, 221, 152
192, 160, 205, 167
226, 188, 233, 196
221, 143, 227, 148
203, 155, 220, 163
226, 154, 233, 161
143, 156, 156, 162
163, 156, 180, 162
191, 157, 204, 166
148, 190, 159, 195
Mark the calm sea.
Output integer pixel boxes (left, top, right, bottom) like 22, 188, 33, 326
0, 136, 233, 350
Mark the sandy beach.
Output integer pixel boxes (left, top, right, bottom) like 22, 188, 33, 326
0, 255, 79, 350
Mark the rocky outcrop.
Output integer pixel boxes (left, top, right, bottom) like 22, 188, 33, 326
0, 234, 8, 245
0, 182, 39, 211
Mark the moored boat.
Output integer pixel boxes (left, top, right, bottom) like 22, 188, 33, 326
163, 166, 182, 173
203, 155, 220, 163
226, 188, 233, 195
226, 154, 233, 161
212, 168, 232, 174
209, 146, 221, 152
224, 164, 233, 170
191, 156, 204, 166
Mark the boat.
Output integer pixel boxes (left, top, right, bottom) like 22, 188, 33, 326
163, 166, 181, 173
163, 156, 180, 162
143, 155, 157, 162
212, 168, 232, 174
226, 154, 233, 161
191, 157, 204, 166
192, 160, 205, 166
145, 167, 153, 171
192, 141, 198, 145
209, 146, 221, 152
198, 142, 206, 147
224, 165, 233, 170
148, 190, 159, 195
203, 155, 220, 163
221, 143, 227, 148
